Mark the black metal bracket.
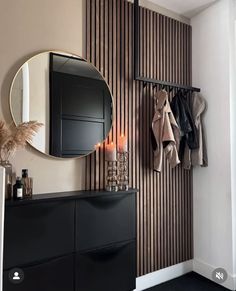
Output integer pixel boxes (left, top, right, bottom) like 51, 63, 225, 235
133, 0, 200, 92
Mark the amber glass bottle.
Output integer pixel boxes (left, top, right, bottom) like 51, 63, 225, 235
22, 169, 33, 198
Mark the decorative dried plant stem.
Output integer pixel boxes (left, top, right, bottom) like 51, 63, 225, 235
0, 120, 43, 161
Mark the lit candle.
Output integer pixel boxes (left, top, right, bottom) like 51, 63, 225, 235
118, 134, 128, 152
105, 142, 117, 161
94, 143, 101, 150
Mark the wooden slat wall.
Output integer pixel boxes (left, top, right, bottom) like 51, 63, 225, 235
85, 0, 193, 276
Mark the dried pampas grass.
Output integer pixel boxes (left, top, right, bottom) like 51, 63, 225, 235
0, 121, 9, 149
0, 120, 43, 161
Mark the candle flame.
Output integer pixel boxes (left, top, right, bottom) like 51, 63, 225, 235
94, 142, 102, 150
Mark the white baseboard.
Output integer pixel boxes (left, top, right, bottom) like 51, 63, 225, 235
135, 259, 236, 291
193, 259, 236, 291
135, 260, 193, 291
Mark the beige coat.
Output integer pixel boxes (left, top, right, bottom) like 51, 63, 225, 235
152, 90, 180, 172
183, 92, 208, 169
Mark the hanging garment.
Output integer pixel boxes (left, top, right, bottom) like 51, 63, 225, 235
170, 91, 199, 160
152, 90, 180, 172
183, 92, 208, 169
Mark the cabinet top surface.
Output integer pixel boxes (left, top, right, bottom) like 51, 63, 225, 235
5, 188, 138, 207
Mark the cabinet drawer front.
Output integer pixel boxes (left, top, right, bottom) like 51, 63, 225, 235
4, 201, 75, 269
3, 255, 74, 291
76, 193, 136, 251
76, 240, 136, 291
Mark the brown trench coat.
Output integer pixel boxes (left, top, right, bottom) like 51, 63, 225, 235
152, 90, 180, 172
183, 92, 208, 169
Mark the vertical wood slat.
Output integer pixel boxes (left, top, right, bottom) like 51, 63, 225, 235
86, 0, 193, 276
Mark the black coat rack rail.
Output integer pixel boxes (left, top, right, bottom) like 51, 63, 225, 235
133, 0, 201, 93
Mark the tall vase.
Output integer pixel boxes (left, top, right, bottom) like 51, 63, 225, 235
0, 160, 12, 200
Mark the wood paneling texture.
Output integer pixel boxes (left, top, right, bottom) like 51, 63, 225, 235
85, 0, 193, 276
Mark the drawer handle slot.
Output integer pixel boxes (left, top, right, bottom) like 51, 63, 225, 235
82, 194, 127, 209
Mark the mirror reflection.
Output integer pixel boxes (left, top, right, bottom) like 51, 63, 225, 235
10, 52, 113, 158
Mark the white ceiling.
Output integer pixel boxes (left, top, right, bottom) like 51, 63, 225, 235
148, 0, 217, 18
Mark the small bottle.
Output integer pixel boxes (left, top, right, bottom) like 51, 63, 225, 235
13, 177, 23, 200
22, 169, 33, 198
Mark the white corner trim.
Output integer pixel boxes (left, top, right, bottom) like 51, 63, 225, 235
193, 259, 236, 291
0, 167, 5, 291
135, 260, 193, 291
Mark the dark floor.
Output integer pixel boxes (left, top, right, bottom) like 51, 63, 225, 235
146, 272, 229, 291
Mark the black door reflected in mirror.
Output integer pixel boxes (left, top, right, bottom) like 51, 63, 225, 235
10, 51, 113, 158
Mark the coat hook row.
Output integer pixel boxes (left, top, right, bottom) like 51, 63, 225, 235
140, 79, 201, 93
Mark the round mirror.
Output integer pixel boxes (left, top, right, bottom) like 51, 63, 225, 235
10, 51, 113, 158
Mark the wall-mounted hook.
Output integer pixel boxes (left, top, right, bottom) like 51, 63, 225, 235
168, 87, 173, 93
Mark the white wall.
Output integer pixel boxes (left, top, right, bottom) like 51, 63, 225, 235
139, 0, 190, 24
191, 0, 236, 289
28, 54, 50, 153
0, 0, 86, 194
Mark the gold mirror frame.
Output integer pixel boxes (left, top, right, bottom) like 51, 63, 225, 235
9, 50, 114, 160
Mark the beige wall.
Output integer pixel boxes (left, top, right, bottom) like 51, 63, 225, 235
0, 0, 86, 194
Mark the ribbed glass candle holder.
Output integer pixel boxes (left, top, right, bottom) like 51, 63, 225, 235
105, 161, 118, 192
117, 151, 129, 191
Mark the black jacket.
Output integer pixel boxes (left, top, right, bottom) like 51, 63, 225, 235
170, 92, 199, 159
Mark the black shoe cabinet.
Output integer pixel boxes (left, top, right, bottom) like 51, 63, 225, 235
3, 189, 137, 291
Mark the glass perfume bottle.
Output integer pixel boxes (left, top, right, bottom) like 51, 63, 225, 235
13, 177, 23, 200
22, 169, 33, 198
